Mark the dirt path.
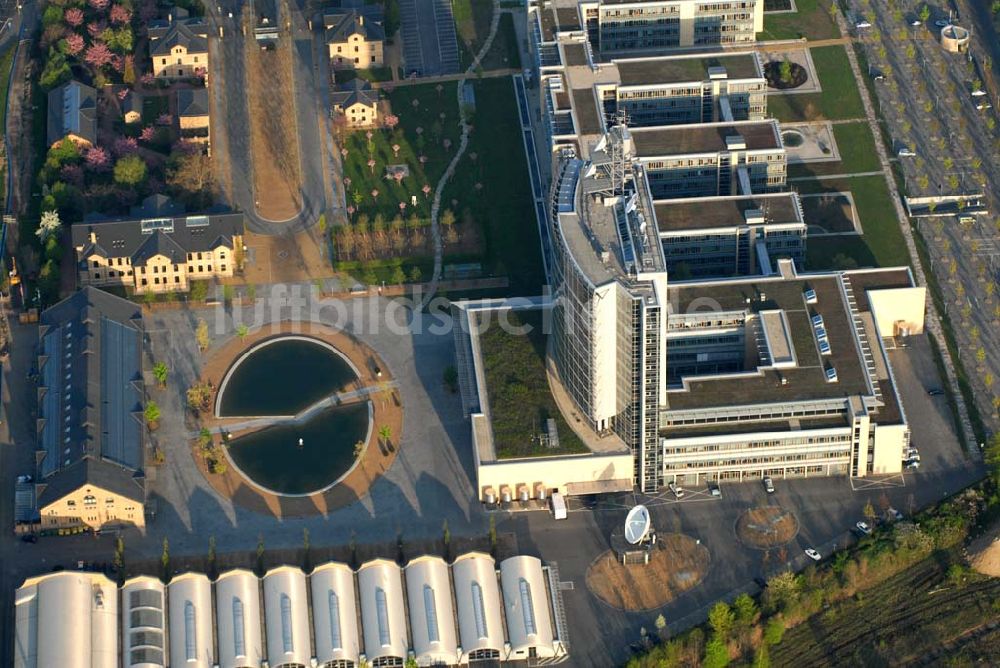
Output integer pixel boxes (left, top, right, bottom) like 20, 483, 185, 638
244, 9, 302, 221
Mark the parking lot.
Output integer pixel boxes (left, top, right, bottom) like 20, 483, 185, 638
850, 0, 1000, 436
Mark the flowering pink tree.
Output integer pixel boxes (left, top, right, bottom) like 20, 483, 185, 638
399, 202, 407, 214
344, 177, 352, 190
140, 73, 155, 86
64, 33, 85, 55
371, 189, 379, 201
442, 138, 452, 151
88, 0, 110, 11
85, 43, 114, 68
116, 87, 128, 100
109, 4, 132, 24
340, 147, 348, 158
139, 126, 155, 142
87, 21, 107, 38
391, 143, 400, 157
393, 171, 404, 185
347, 205, 355, 218
384, 114, 399, 131
84, 146, 111, 171
113, 136, 139, 156
111, 55, 124, 73
422, 184, 431, 199
65, 8, 84, 26
418, 155, 427, 166
367, 158, 376, 174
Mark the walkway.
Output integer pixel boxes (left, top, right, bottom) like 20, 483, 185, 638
832, 10, 980, 455
419, 0, 502, 308
371, 67, 519, 89
193, 381, 399, 437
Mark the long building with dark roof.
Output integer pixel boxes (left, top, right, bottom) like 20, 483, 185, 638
71, 195, 245, 295
34, 287, 146, 531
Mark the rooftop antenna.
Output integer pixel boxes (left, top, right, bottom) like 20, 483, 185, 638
609, 108, 629, 196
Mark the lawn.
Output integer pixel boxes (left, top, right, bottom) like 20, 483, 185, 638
334, 67, 397, 84
453, 0, 520, 70
760, 0, 840, 41
478, 309, 588, 459
339, 78, 543, 294
772, 550, 1000, 666
0, 42, 16, 212
788, 121, 881, 178
796, 175, 910, 269
766, 46, 865, 122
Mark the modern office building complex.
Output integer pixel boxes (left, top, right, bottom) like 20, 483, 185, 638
14, 553, 570, 668
451, 2, 927, 498
535, 0, 764, 54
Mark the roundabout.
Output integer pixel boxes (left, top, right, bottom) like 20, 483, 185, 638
190, 322, 403, 517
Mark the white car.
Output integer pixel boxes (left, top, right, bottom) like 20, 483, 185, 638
971, 89, 987, 97
855, 21, 872, 29
906, 453, 921, 462
856, 521, 872, 535
668, 482, 685, 499
977, 102, 993, 110
804, 548, 821, 561
906, 460, 921, 470
897, 147, 916, 157
910, 19, 922, 26
763, 476, 775, 494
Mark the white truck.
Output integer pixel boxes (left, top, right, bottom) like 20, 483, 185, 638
549, 492, 567, 520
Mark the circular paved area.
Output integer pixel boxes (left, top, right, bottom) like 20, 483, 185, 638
191, 321, 403, 518
735, 505, 800, 550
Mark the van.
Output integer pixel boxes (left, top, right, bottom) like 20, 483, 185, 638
549, 492, 567, 520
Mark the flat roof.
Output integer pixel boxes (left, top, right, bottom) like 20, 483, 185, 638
655, 193, 804, 232
631, 120, 781, 156
666, 275, 870, 410
563, 41, 590, 67
615, 52, 762, 86
571, 88, 603, 136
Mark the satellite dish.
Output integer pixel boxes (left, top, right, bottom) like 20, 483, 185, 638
625, 504, 651, 545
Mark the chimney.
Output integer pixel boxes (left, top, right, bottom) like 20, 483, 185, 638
89, 231, 97, 244
358, 15, 364, 25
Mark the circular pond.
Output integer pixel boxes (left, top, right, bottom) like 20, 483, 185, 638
216, 336, 371, 495
217, 337, 358, 417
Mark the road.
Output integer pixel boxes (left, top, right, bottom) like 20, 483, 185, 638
207, 0, 340, 235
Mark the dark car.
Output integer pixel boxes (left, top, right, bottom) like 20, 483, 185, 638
927, 388, 944, 396
20, 534, 38, 543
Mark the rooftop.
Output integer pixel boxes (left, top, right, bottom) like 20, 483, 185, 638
614, 52, 763, 86
665, 274, 870, 410
654, 192, 804, 233
631, 120, 782, 156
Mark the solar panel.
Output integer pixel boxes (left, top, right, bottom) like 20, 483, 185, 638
375, 587, 391, 646
423, 585, 440, 643
185, 215, 210, 228
328, 590, 342, 650
518, 579, 537, 636
471, 582, 488, 640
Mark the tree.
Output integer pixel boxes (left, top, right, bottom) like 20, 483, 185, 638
114, 154, 147, 186
779, 58, 792, 83
160, 537, 170, 580
207, 535, 217, 577
40, 48, 72, 90
703, 637, 730, 668
36, 210, 61, 241
763, 616, 785, 645
84, 42, 114, 68
187, 383, 213, 412
733, 592, 759, 628
919, 4, 930, 23
196, 319, 210, 352
152, 362, 168, 388
144, 401, 161, 429
378, 424, 392, 446
442, 365, 458, 393
408, 266, 422, 282
708, 601, 735, 640
237, 323, 249, 341
984, 432, 1000, 487
167, 151, 214, 204
198, 427, 213, 452
256, 534, 266, 575
390, 266, 406, 284
863, 499, 877, 527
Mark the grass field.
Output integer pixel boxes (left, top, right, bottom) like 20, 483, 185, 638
772, 551, 1000, 666
453, 0, 520, 70
760, 0, 840, 41
788, 121, 881, 178
342, 78, 543, 294
478, 309, 588, 459
0, 42, 16, 212
767, 47, 865, 122
796, 175, 910, 269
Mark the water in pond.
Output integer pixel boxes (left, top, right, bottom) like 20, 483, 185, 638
226, 403, 369, 494
219, 338, 357, 417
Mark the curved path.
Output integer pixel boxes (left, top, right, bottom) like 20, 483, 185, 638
419, 0, 502, 308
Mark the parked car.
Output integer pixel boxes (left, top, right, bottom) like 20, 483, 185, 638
763, 476, 775, 494
856, 521, 872, 535
927, 388, 944, 396
16, 474, 32, 484
897, 147, 916, 157
708, 482, 721, 497
855, 20, 872, 29
668, 482, 685, 499
887, 507, 904, 521
906, 453, 921, 462
804, 548, 821, 561
906, 460, 921, 470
